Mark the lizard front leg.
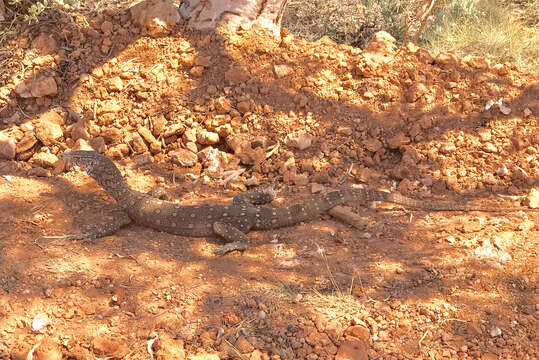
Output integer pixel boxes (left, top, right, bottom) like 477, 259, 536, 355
212, 222, 250, 255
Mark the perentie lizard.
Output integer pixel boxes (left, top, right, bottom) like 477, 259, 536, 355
59, 151, 535, 254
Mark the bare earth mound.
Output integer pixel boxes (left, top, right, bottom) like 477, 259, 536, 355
0, 4, 538, 360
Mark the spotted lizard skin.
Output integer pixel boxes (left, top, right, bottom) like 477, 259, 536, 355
59, 151, 534, 254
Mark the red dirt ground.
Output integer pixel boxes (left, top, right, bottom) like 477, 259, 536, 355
0, 5, 538, 360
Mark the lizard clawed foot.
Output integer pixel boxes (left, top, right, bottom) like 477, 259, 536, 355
213, 241, 249, 255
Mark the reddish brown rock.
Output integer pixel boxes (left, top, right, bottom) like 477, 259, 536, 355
35, 120, 63, 146
171, 148, 197, 167
335, 338, 368, 360
0, 133, 16, 159
33, 337, 62, 360
92, 337, 129, 358
225, 66, 250, 84
386, 133, 410, 149
15, 76, 58, 98
32, 34, 57, 55
344, 325, 370, 341
16, 134, 38, 153
364, 138, 382, 152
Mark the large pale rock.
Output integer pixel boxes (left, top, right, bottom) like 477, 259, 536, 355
179, 0, 285, 35
130, 0, 180, 35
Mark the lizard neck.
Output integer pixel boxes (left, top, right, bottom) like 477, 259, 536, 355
85, 157, 134, 208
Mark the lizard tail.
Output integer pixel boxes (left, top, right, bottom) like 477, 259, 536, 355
386, 192, 531, 212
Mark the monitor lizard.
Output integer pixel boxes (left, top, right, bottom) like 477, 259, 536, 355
58, 150, 535, 255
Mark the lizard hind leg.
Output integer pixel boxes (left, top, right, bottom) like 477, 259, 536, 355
212, 222, 250, 255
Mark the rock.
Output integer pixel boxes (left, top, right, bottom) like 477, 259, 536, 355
434, 52, 458, 70
344, 325, 370, 341
405, 83, 427, 102
226, 135, 265, 165
215, 97, 232, 114
71, 122, 89, 141
16, 134, 38, 153
441, 143, 456, 153
32, 34, 57, 55
31, 152, 59, 168
337, 126, 352, 136
314, 314, 328, 331
249, 349, 265, 360
335, 338, 368, 360
482, 353, 498, 360
35, 120, 63, 146
137, 126, 158, 144
100, 21, 113, 34
235, 337, 254, 354
190, 66, 204, 77
171, 148, 197, 167
237, 101, 251, 114
133, 153, 153, 166
489, 327, 502, 337
386, 133, 410, 149
197, 130, 220, 145
364, 138, 382, 152
525, 188, 539, 208
130, 0, 180, 35
163, 123, 186, 137
15, 76, 58, 98
131, 133, 148, 153
151, 114, 167, 137
107, 76, 123, 91
325, 320, 343, 342
225, 65, 250, 84
366, 31, 396, 53
2, 112, 21, 124
0, 133, 16, 159
284, 170, 309, 186
98, 101, 122, 114
477, 128, 492, 141
33, 337, 62, 360
274, 64, 293, 78
92, 337, 129, 358
26, 167, 50, 177
73, 138, 94, 151
285, 131, 313, 150
482, 142, 498, 153
152, 333, 185, 360
101, 128, 123, 144
183, 127, 197, 143
89, 137, 106, 152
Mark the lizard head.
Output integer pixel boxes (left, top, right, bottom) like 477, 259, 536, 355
59, 150, 108, 178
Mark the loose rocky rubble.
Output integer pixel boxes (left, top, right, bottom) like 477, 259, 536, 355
0, 1, 537, 359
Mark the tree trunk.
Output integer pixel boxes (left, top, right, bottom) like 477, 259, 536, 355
179, 0, 289, 36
